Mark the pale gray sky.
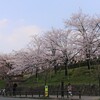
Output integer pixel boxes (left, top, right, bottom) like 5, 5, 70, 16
0, 0, 99, 53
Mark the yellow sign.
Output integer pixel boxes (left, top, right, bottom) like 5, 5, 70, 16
45, 85, 48, 97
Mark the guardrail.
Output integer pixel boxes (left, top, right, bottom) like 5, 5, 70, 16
1, 90, 81, 99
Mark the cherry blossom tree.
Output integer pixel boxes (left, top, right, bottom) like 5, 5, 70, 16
2, 12, 100, 84
0, 54, 14, 80
65, 12, 100, 70
43, 28, 79, 77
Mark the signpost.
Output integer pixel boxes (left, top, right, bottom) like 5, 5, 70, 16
45, 85, 48, 97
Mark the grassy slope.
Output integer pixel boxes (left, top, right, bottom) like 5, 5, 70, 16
21, 65, 99, 87
0, 65, 99, 88
0, 80, 6, 88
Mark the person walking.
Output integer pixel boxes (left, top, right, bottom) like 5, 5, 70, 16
13, 83, 17, 96
67, 83, 72, 96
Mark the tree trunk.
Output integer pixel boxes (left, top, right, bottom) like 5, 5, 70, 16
53, 60, 57, 74
87, 59, 90, 70
36, 68, 38, 78
65, 61, 68, 76
61, 81, 64, 97
54, 65, 57, 74
44, 70, 47, 85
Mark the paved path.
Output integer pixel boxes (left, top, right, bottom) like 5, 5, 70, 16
0, 96, 100, 100
54, 96, 100, 100
0, 97, 32, 100
70, 96, 100, 100
79, 96, 100, 100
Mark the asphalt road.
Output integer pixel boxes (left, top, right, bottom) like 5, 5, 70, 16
0, 96, 100, 100
0, 97, 32, 100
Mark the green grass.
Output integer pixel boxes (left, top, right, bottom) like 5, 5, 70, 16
0, 65, 100, 88
0, 80, 6, 88
21, 65, 100, 87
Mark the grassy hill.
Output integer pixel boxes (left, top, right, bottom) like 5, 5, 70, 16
20, 65, 100, 87
0, 65, 100, 88
0, 80, 6, 88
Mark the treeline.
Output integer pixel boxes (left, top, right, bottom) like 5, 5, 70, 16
0, 11, 100, 79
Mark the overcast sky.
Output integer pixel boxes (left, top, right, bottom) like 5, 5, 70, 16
0, 0, 100, 53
